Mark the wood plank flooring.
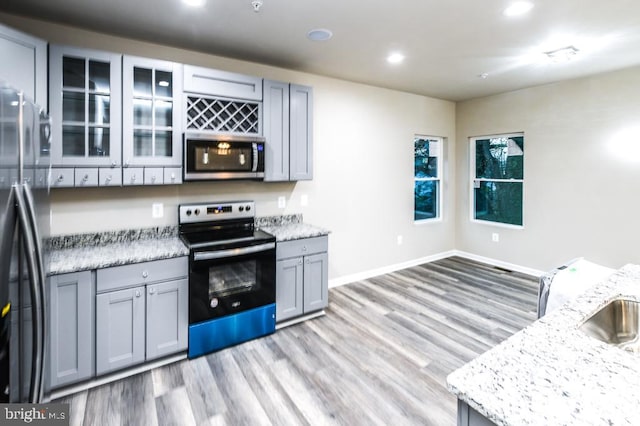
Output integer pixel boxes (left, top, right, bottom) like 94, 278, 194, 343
55, 256, 539, 425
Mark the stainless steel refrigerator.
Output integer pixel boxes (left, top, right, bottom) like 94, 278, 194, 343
0, 83, 50, 403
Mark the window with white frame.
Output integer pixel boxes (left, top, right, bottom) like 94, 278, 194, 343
471, 134, 524, 227
414, 136, 442, 221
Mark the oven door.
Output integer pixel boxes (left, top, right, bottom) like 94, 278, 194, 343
189, 240, 275, 324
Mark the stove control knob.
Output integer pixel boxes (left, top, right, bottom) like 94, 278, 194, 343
245, 205, 251, 211
194, 209, 200, 215
239, 206, 244, 212
186, 209, 192, 216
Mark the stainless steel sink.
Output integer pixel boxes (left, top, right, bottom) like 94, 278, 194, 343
579, 298, 640, 353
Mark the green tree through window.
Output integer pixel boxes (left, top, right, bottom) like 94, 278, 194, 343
472, 135, 524, 226
414, 136, 442, 221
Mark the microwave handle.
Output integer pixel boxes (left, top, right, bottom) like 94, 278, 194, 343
193, 242, 275, 262
252, 143, 258, 172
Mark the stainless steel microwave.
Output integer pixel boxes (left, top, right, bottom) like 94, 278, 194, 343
183, 133, 265, 181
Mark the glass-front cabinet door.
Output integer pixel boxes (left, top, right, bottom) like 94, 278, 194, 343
122, 56, 182, 169
49, 45, 122, 167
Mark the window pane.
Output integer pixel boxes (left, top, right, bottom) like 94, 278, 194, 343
88, 95, 110, 125
155, 100, 172, 127
63, 57, 85, 89
62, 91, 85, 122
88, 127, 110, 157
62, 125, 85, 156
475, 136, 523, 180
88, 60, 110, 93
134, 129, 153, 156
155, 70, 172, 97
414, 138, 438, 178
134, 99, 153, 126
414, 180, 438, 220
134, 67, 153, 97
155, 131, 172, 157
474, 181, 523, 226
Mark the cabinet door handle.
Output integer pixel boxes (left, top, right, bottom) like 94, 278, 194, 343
82, 174, 89, 182
57, 174, 64, 182
302, 246, 307, 252
111, 161, 116, 168
148, 287, 155, 295
135, 290, 141, 298
298, 259, 303, 265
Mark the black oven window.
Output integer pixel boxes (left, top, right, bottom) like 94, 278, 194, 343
209, 259, 258, 298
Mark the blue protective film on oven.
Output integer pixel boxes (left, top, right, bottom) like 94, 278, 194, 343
188, 303, 276, 358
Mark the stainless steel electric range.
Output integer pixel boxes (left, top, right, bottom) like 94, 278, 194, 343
178, 200, 276, 358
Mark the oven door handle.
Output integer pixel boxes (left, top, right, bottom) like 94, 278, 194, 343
193, 242, 275, 262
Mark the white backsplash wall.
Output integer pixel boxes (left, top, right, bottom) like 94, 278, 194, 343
1, 13, 457, 283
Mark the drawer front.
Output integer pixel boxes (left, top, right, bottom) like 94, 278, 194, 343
123, 167, 143, 186
163, 167, 182, 185
74, 168, 99, 187
50, 168, 74, 188
183, 65, 263, 101
144, 168, 164, 185
99, 168, 122, 186
97, 256, 188, 293
276, 236, 328, 260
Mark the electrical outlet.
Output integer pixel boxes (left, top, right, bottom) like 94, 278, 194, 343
301, 194, 309, 206
152, 203, 164, 218
397, 235, 403, 245
492, 233, 499, 243
277, 196, 286, 209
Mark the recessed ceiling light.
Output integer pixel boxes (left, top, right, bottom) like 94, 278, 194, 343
478, 73, 489, 79
387, 52, 405, 64
503, 1, 534, 17
307, 29, 333, 42
183, 0, 205, 7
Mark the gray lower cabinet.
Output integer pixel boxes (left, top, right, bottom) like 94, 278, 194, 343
457, 400, 496, 426
276, 236, 328, 322
95, 257, 188, 375
49, 271, 94, 389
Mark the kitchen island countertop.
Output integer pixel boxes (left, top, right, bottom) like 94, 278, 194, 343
446, 264, 640, 426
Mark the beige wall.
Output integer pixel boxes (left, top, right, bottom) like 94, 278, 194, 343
0, 13, 457, 282
456, 66, 640, 271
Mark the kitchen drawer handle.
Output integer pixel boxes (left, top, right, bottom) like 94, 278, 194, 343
82, 174, 89, 182
57, 174, 64, 182
142, 271, 149, 278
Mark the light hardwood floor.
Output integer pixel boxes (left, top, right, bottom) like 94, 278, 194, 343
56, 256, 539, 426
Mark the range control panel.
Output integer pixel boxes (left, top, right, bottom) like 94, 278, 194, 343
179, 201, 255, 224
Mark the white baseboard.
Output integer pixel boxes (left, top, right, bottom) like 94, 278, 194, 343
452, 250, 544, 277
328, 249, 543, 288
328, 250, 457, 288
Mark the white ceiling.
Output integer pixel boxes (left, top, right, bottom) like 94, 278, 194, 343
2, 0, 640, 101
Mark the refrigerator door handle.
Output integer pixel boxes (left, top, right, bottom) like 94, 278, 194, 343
13, 184, 45, 403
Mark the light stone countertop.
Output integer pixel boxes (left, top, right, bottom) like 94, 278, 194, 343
259, 223, 330, 242
446, 264, 640, 426
48, 237, 189, 275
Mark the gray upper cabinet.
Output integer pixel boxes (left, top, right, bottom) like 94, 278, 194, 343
122, 56, 183, 181
49, 271, 94, 389
0, 23, 47, 108
263, 80, 290, 181
49, 45, 122, 168
263, 81, 313, 182
289, 84, 313, 181
183, 64, 262, 101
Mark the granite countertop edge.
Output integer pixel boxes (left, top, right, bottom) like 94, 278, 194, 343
446, 264, 640, 426
48, 215, 330, 275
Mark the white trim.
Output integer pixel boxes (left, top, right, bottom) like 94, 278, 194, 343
328, 249, 543, 288
452, 250, 544, 277
328, 250, 456, 288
